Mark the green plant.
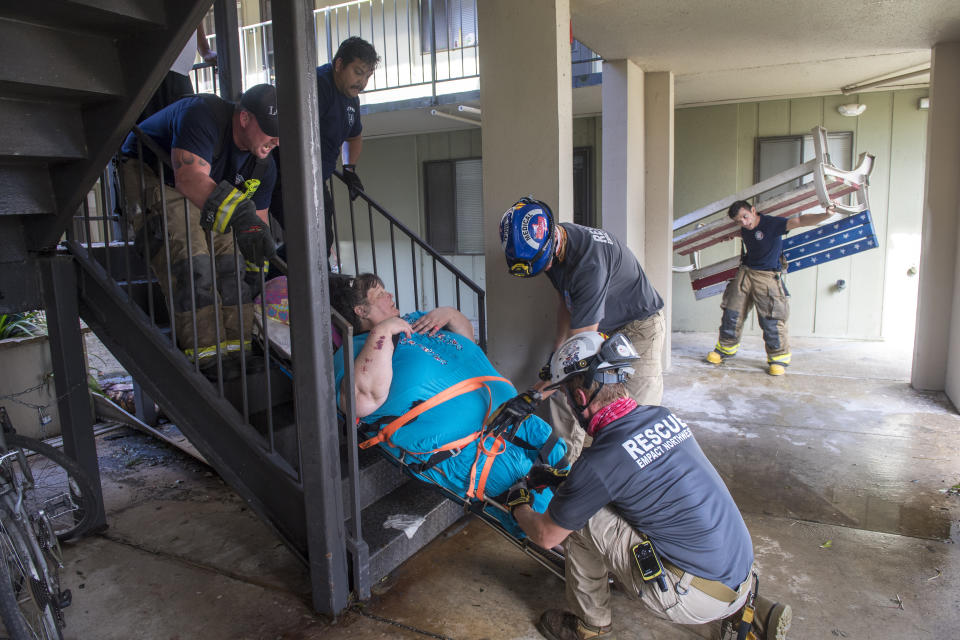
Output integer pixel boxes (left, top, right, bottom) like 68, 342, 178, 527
87, 374, 103, 395
0, 313, 44, 339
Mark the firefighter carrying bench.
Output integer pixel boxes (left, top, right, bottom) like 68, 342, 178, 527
673, 126, 877, 299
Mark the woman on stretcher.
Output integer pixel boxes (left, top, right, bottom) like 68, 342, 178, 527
330, 274, 568, 537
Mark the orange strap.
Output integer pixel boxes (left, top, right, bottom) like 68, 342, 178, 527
358, 375, 510, 450
470, 435, 507, 500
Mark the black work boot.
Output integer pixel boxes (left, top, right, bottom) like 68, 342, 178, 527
536, 609, 613, 640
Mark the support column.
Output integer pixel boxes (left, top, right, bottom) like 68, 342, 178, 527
479, 0, 573, 381
601, 59, 645, 257
39, 256, 107, 532
912, 42, 960, 396
272, 0, 349, 615
214, 0, 243, 100
644, 72, 675, 370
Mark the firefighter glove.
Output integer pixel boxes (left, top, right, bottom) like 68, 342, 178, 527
234, 214, 276, 265
201, 179, 260, 234
526, 464, 569, 490
342, 164, 364, 201
503, 482, 533, 515
200, 180, 276, 264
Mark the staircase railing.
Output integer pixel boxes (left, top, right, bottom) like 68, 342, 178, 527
327, 176, 487, 350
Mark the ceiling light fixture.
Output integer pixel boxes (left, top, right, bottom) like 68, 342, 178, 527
837, 103, 867, 117
429, 109, 481, 127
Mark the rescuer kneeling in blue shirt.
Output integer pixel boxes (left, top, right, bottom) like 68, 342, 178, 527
505, 332, 793, 640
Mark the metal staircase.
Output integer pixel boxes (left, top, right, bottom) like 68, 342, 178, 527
0, 0, 485, 615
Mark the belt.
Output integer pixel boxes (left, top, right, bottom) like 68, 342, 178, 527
663, 561, 740, 603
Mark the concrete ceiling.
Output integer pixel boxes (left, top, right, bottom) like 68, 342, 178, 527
363, 0, 960, 137
571, 0, 960, 106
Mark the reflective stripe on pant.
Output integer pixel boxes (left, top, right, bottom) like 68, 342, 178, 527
121, 161, 255, 355
717, 266, 790, 362
546, 310, 665, 464
564, 506, 751, 630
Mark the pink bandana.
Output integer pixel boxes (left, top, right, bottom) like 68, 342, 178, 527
588, 397, 638, 436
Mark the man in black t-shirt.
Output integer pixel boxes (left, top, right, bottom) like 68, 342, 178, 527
504, 332, 792, 640
120, 84, 278, 377
706, 200, 833, 376
500, 197, 665, 462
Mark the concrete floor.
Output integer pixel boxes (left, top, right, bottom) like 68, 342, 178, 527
60, 332, 960, 639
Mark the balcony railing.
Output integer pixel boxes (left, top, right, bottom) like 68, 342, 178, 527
197, 0, 601, 105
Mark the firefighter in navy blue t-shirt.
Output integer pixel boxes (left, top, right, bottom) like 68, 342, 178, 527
706, 200, 834, 376
269, 37, 379, 258
120, 84, 279, 377
504, 332, 793, 640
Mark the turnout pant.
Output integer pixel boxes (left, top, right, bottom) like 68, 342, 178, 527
564, 506, 751, 630
121, 160, 256, 360
547, 310, 665, 463
715, 266, 790, 365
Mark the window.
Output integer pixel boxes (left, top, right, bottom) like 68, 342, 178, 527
572, 146, 595, 227
420, 0, 478, 53
424, 158, 483, 255
755, 131, 853, 204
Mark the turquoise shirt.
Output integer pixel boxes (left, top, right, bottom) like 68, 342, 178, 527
334, 312, 567, 536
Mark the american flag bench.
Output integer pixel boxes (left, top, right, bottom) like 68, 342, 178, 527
673, 126, 877, 299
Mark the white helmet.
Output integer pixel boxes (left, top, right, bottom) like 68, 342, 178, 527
548, 332, 639, 389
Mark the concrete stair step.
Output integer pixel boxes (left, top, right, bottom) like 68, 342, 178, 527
354, 480, 464, 582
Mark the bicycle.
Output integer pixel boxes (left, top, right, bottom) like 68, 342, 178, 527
0, 406, 99, 639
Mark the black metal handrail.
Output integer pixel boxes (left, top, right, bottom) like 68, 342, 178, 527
328, 171, 487, 351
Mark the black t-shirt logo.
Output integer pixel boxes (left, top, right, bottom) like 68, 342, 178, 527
754, 230, 765, 241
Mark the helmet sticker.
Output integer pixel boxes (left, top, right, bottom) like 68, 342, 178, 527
521, 210, 547, 249
499, 211, 512, 248
616, 344, 631, 356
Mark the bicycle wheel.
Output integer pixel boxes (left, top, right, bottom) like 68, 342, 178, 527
4, 435, 98, 542
0, 539, 32, 640
0, 501, 62, 639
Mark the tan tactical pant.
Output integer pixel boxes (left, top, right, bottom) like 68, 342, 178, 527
716, 266, 790, 365
564, 506, 751, 630
121, 161, 254, 359
547, 310, 665, 463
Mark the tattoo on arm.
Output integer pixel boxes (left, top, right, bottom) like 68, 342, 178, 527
180, 152, 195, 166
198, 158, 208, 168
